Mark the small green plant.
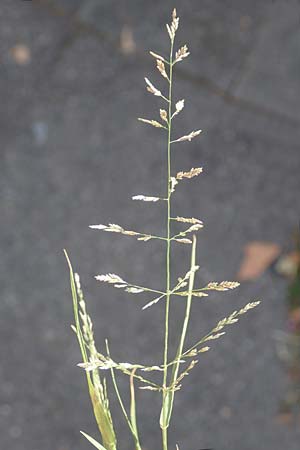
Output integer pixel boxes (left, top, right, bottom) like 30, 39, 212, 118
65, 9, 260, 450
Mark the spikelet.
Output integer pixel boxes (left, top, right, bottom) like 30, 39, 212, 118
174, 238, 192, 244
166, 8, 179, 41
95, 273, 125, 285
203, 281, 240, 291
160, 109, 168, 122
175, 216, 203, 225
204, 333, 226, 342
137, 235, 152, 241
139, 386, 160, 391
191, 292, 208, 297
157, 59, 168, 79
173, 99, 185, 117
172, 129, 202, 143
138, 118, 165, 128
183, 223, 204, 233
197, 346, 210, 353
132, 195, 161, 202
170, 177, 178, 193
175, 45, 190, 63
144, 77, 162, 97
142, 293, 165, 310
149, 51, 165, 61
176, 167, 203, 180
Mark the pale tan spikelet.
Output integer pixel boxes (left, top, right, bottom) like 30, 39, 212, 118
185, 349, 198, 357
139, 386, 160, 391
157, 59, 168, 79
204, 281, 240, 291
176, 291, 207, 298
171, 9, 179, 35
166, 8, 179, 41
74, 272, 82, 291
90, 223, 124, 233
166, 23, 173, 40
122, 230, 140, 236
172, 129, 202, 143
176, 167, 203, 180
137, 235, 152, 241
175, 216, 203, 225
174, 238, 192, 244
118, 362, 144, 370
238, 301, 260, 314
142, 293, 165, 310
179, 265, 200, 283
192, 292, 208, 297
95, 273, 126, 285
204, 332, 226, 342
175, 45, 190, 62
144, 77, 162, 96
160, 109, 168, 122
170, 176, 178, 193
184, 223, 204, 233
149, 51, 165, 61
125, 287, 145, 293
132, 195, 160, 202
173, 99, 185, 117
141, 365, 164, 372
198, 346, 210, 353
138, 118, 165, 128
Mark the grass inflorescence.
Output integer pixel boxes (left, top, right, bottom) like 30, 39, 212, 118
65, 9, 260, 450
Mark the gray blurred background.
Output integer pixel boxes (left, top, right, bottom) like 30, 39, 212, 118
1, 1, 300, 449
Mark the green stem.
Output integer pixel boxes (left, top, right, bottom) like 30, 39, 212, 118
106, 341, 142, 450
161, 37, 174, 450
171, 235, 197, 384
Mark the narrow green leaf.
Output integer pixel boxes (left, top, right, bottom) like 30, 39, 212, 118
129, 369, 139, 439
80, 431, 108, 450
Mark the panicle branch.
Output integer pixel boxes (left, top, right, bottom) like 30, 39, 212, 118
181, 301, 261, 358
89, 223, 167, 242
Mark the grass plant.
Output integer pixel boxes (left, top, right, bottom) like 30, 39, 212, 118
65, 9, 260, 450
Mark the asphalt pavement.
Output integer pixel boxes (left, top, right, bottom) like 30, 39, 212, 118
1, 1, 300, 450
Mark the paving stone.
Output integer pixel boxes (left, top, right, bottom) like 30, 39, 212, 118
233, 0, 300, 120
